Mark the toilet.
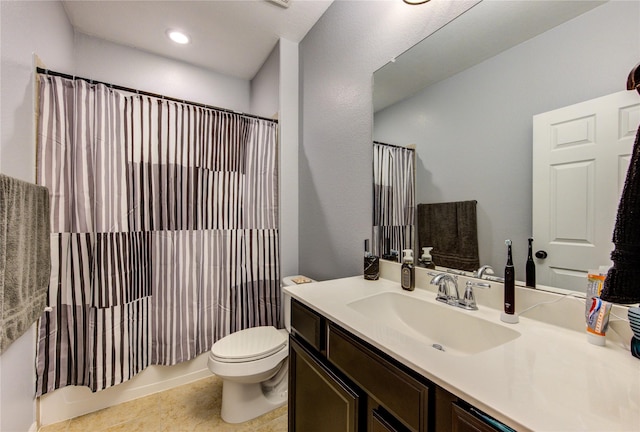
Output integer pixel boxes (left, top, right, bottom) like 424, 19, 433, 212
207, 275, 316, 423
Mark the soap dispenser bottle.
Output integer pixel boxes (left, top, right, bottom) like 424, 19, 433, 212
364, 239, 380, 281
501, 240, 519, 323
526, 237, 536, 288
419, 247, 436, 269
401, 249, 415, 291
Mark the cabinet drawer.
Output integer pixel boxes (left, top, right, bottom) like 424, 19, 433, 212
291, 299, 324, 352
327, 324, 429, 432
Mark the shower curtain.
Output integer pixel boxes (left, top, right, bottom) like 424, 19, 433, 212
372, 142, 415, 259
35, 75, 280, 395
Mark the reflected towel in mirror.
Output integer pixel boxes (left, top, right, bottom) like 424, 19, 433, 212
417, 200, 479, 272
601, 65, 640, 304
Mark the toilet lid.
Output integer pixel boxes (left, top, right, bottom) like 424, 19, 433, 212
211, 326, 287, 362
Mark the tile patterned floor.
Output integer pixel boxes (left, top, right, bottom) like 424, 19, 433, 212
39, 376, 288, 432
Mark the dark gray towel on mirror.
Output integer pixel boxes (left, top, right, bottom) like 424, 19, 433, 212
417, 200, 479, 272
0, 174, 51, 354
601, 123, 640, 304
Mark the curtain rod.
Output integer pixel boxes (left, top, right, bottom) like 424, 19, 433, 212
373, 141, 415, 151
36, 67, 278, 124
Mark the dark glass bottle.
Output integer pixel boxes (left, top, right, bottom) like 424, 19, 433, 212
526, 237, 536, 288
401, 249, 415, 291
364, 239, 379, 281
504, 240, 515, 315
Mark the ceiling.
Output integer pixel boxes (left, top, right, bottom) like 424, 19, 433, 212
373, 0, 606, 112
62, 0, 334, 81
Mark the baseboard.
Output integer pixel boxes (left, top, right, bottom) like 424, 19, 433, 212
38, 352, 210, 426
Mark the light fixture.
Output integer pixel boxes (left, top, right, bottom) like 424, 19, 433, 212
403, 0, 430, 4
167, 29, 190, 45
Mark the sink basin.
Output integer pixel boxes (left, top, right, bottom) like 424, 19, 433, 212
347, 292, 520, 356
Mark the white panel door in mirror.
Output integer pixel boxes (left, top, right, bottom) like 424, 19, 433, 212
533, 90, 640, 291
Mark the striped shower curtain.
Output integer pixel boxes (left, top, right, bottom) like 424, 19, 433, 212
372, 143, 415, 258
35, 75, 280, 395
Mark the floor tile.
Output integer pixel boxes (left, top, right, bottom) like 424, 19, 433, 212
40, 376, 287, 432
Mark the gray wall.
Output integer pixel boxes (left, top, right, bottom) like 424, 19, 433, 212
0, 2, 75, 430
374, 1, 640, 278
298, 0, 478, 281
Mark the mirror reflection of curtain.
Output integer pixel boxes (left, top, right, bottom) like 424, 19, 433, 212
372, 142, 415, 258
35, 74, 280, 395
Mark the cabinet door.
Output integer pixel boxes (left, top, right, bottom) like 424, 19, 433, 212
327, 324, 430, 432
434, 386, 458, 432
451, 404, 504, 432
289, 336, 361, 432
371, 408, 411, 432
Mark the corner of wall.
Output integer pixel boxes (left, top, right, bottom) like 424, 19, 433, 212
278, 38, 300, 278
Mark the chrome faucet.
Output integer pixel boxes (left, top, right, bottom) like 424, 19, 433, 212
431, 273, 491, 310
475, 265, 494, 278
459, 280, 492, 310
430, 273, 460, 306
475, 265, 504, 283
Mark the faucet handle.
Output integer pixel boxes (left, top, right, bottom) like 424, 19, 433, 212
468, 281, 491, 289
459, 280, 491, 310
435, 279, 450, 302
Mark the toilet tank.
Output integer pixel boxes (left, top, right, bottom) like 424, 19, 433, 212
282, 275, 316, 332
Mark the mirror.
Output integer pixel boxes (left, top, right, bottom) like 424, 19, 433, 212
373, 0, 640, 292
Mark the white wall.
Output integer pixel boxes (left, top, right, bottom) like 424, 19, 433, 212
251, 42, 280, 119
374, 1, 640, 278
75, 33, 251, 113
0, 1, 75, 431
1, 1, 75, 179
298, 0, 478, 281
249, 37, 301, 282
277, 38, 300, 280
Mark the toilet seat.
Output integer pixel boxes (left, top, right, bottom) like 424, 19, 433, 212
211, 326, 287, 363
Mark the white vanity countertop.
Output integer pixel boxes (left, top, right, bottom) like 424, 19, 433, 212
284, 276, 640, 432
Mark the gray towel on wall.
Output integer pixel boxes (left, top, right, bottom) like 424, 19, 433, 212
0, 174, 51, 354
417, 200, 479, 272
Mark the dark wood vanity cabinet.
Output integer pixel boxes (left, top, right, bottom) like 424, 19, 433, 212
289, 337, 361, 432
289, 299, 512, 432
289, 299, 363, 432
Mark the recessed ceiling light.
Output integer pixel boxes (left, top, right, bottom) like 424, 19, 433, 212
403, 0, 430, 4
167, 29, 190, 45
